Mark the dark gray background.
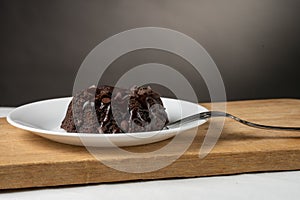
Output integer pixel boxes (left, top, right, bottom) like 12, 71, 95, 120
1, 0, 299, 106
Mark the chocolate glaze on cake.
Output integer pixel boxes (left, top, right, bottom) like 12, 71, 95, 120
61, 85, 169, 134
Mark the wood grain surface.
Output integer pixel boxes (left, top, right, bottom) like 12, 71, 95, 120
1, 99, 300, 190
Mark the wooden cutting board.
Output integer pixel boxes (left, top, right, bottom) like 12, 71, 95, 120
1, 99, 300, 190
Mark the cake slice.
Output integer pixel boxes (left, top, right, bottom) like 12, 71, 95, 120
61, 85, 169, 133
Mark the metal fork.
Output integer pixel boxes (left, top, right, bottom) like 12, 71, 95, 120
166, 111, 300, 131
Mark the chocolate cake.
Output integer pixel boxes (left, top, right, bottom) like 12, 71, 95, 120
61, 85, 169, 133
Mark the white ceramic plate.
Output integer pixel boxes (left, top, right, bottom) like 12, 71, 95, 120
7, 97, 208, 147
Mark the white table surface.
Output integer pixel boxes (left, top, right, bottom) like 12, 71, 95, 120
1, 107, 300, 200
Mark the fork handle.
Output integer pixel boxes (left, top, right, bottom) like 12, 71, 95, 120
167, 111, 300, 131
